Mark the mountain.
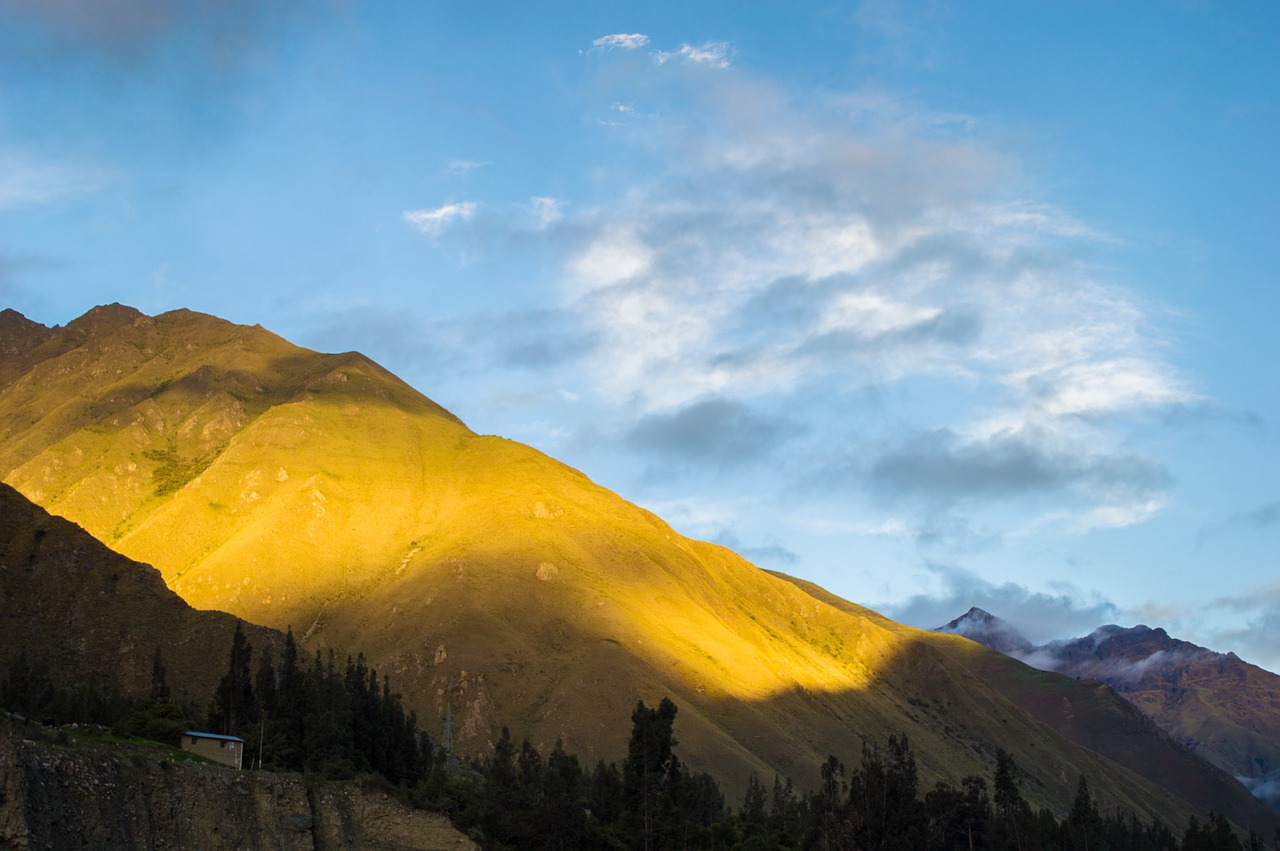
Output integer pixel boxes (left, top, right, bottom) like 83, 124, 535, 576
938, 606, 1035, 656
3, 304, 1277, 833
0, 480, 282, 705
938, 609, 1280, 811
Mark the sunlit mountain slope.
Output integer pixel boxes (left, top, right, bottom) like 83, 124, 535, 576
2, 305, 1276, 832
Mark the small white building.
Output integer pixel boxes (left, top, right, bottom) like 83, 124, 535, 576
181, 731, 245, 769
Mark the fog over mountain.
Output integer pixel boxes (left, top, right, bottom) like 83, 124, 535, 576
939, 607, 1280, 812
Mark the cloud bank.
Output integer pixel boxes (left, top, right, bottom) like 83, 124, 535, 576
557, 60, 1189, 542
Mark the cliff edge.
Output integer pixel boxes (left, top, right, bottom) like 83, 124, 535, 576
0, 731, 473, 850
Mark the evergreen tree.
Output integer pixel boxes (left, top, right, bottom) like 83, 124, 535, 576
208, 619, 255, 736
545, 739, 587, 850
480, 726, 523, 845
816, 753, 848, 850
1066, 775, 1103, 851
991, 749, 1031, 851
925, 775, 989, 851
741, 772, 768, 826
588, 759, 625, 827
770, 774, 801, 841
623, 697, 681, 850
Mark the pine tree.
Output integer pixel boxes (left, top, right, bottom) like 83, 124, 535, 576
991, 749, 1031, 851
209, 620, 255, 736
483, 726, 520, 844
545, 739, 587, 850
1066, 775, 1103, 851
741, 772, 767, 826
623, 697, 682, 851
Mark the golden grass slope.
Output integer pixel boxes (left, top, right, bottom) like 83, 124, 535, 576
2, 305, 1276, 832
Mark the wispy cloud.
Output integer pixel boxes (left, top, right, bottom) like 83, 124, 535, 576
447, 159, 490, 176
592, 33, 649, 51
402, 202, 477, 236
1225, 500, 1280, 530
556, 66, 1188, 539
655, 41, 733, 69
1195, 498, 1280, 549
0, 149, 112, 209
529, 196, 564, 229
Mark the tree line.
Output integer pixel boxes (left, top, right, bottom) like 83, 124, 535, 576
420, 697, 1274, 851
5, 626, 1277, 851
207, 620, 430, 784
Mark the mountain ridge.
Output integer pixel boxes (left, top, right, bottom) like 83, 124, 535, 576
937, 607, 1280, 811
3, 304, 1277, 833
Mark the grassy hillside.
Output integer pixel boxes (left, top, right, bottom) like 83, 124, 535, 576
3, 304, 1276, 833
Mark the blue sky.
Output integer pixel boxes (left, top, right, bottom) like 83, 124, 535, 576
2, 1, 1277, 671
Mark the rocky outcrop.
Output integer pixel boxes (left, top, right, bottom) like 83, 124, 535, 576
0, 734, 474, 850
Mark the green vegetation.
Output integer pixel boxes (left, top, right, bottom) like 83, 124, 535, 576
141, 443, 221, 496
1, 648, 199, 745
411, 699, 1270, 851
4, 623, 1271, 851
209, 621, 430, 784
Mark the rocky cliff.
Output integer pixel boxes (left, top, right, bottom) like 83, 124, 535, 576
0, 731, 474, 850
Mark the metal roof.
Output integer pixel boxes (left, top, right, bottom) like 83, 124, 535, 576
182, 731, 245, 743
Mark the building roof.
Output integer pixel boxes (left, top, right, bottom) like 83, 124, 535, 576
182, 731, 245, 743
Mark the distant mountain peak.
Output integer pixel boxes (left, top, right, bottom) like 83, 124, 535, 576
936, 606, 1034, 655
934, 610, 1280, 811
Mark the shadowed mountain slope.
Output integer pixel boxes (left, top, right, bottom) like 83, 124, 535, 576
3, 305, 1277, 833
940, 608, 1280, 811
0, 481, 281, 705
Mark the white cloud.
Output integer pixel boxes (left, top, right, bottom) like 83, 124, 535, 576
529, 196, 564, 229
447, 159, 490, 175
818, 291, 941, 338
568, 228, 653, 291
557, 64, 1187, 534
1070, 499, 1165, 532
592, 33, 649, 50
402, 201, 477, 236
1034, 359, 1190, 418
656, 41, 732, 69
0, 148, 112, 209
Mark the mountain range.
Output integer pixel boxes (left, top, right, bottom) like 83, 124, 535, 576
2, 304, 1277, 834
939, 607, 1280, 811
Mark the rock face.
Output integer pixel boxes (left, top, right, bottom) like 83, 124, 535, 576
0, 733, 474, 850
